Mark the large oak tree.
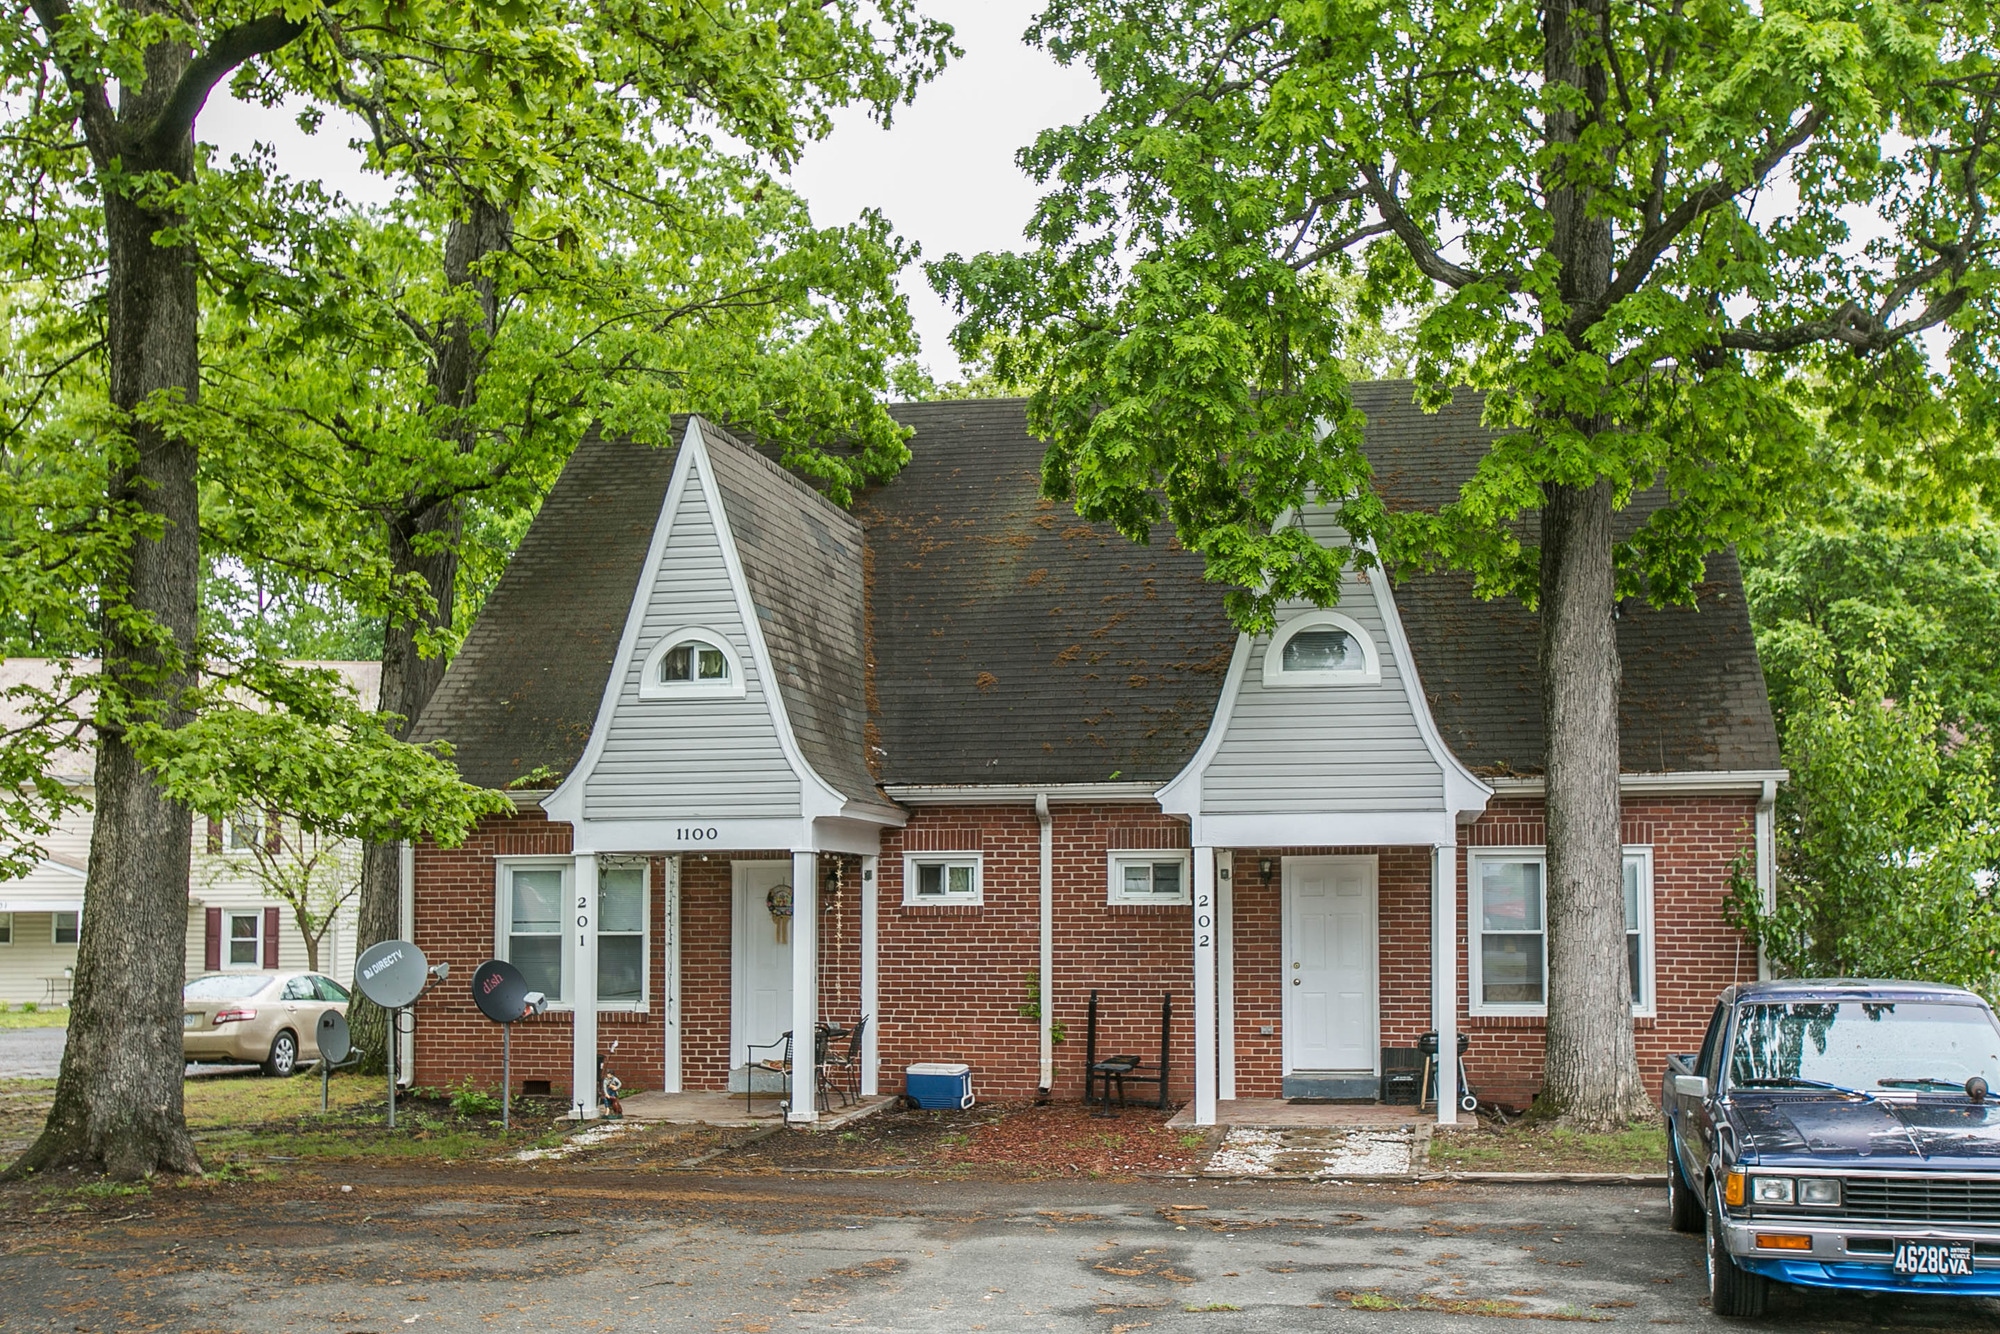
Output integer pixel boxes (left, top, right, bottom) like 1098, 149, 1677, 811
935, 0, 2000, 1124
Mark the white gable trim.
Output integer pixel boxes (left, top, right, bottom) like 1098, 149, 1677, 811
1364, 563, 1493, 818
543, 419, 852, 846
1156, 513, 1492, 842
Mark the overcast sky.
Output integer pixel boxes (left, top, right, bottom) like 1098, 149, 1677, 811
200, 2, 1096, 382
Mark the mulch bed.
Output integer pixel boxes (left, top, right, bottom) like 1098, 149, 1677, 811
710, 1100, 1208, 1179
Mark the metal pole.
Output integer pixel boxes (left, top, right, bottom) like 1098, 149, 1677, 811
321, 1055, 330, 1113
387, 1008, 398, 1130
502, 1024, 511, 1131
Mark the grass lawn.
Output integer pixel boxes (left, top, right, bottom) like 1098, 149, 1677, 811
0, 1006, 68, 1029
1426, 1119, 1666, 1174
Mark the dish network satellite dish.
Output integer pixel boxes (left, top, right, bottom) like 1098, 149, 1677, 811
471, 958, 541, 1023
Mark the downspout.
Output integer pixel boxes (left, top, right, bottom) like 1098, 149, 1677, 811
398, 839, 416, 1086
1037, 792, 1053, 1099
1755, 779, 1777, 981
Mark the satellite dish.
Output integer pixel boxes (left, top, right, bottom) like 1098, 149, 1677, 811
353, 939, 430, 1009
317, 1009, 352, 1065
471, 958, 530, 1023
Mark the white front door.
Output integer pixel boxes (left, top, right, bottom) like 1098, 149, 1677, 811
732, 861, 794, 1083
1283, 855, 1378, 1075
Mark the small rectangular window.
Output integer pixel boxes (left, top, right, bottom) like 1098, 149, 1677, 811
227, 912, 259, 965
224, 809, 265, 854
0, 913, 11, 945
903, 853, 982, 905
598, 863, 647, 1006
1107, 852, 1191, 905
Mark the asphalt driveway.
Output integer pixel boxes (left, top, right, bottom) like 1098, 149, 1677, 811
3, 1171, 1997, 1331
0, 1025, 64, 1079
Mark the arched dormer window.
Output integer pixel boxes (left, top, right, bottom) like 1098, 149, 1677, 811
1262, 610, 1381, 687
638, 627, 746, 699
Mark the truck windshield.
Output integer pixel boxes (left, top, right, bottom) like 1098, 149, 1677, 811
1730, 1001, 2000, 1092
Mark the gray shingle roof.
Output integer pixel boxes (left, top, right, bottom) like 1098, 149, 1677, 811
415, 390, 1779, 796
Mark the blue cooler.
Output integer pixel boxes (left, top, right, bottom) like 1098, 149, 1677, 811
904, 1062, 975, 1110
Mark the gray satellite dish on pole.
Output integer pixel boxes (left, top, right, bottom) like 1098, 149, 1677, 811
354, 939, 429, 1009
316, 1009, 352, 1112
353, 939, 430, 1128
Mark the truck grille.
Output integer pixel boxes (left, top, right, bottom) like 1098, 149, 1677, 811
1841, 1177, 2000, 1227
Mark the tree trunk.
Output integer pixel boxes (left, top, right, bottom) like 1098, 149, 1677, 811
349, 199, 511, 1072
1536, 479, 1650, 1126
1529, 0, 1650, 1128
10, 79, 203, 1178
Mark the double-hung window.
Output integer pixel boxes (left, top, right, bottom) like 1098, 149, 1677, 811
0, 913, 12, 945
903, 853, 982, 905
226, 911, 260, 966
1469, 848, 1654, 1016
598, 861, 648, 1006
501, 862, 568, 1003
1107, 851, 1191, 905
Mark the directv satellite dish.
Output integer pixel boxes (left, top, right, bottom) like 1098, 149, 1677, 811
354, 939, 430, 1009
317, 1010, 352, 1065
471, 958, 530, 1023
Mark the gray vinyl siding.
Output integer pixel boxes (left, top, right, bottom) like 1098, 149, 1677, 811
1202, 509, 1444, 813
583, 458, 801, 819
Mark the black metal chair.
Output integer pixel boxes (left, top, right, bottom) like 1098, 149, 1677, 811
746, 1032, 793, 1116
820, 1015, 869, 1107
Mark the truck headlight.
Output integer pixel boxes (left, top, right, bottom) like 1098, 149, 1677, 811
1752, 1176, 1795, 1204
1798, 1178, 1841, 1207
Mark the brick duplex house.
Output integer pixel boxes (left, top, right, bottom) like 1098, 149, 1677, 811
403, 387, 1781, 1125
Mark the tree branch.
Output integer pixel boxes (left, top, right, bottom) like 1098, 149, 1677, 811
26, 0, 115, 153
1357, 163, 1506, 291
140, 11, 308, 155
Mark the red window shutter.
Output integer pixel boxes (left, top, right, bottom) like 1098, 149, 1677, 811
205, 818, 221, 855
263, 906, 280, 969
204, 908, 222, 971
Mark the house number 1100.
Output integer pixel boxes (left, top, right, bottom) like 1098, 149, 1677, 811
677, 827, 719, 842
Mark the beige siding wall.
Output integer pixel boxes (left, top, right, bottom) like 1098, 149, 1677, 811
0, 913, 80, 1005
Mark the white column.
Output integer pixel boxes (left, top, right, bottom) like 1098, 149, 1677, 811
1193, 845, 1218, 1126
662, 855, 682, 1093
1036, 794, 1054, 1093
1432, 841, 1458, 1126
571, 853, 600, 1120
788, 849, 819, 1124
1216, 854, 1236, 1102
859, 854, 879, 1097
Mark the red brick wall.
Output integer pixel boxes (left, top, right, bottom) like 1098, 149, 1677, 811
1453, 795, 1763, 1108
878, 803, 1193, 1103
410, 793, 1758, 1110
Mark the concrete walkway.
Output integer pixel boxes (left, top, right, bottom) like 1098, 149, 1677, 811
617, 1089, 896, 1131
1169, 1098, 1470, 1129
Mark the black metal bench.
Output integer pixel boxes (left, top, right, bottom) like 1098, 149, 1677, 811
1084, 990, 1172, 1115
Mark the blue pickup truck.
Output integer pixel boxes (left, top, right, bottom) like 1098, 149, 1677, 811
1664, 979, 2000, 1317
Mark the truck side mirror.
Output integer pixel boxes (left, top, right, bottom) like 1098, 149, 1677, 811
1673, 1074, 1709, 1099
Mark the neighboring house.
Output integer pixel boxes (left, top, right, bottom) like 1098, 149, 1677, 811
0, 660, 379, 1003
403, 391, 1781, 1125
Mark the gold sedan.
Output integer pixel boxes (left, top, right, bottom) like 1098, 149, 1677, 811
182, 971, 350, 1077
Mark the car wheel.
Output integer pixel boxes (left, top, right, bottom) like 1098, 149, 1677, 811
263, 1030, 299, 1079
1667, 1140, 1704, 1234
1706, 1186, 1768, 1318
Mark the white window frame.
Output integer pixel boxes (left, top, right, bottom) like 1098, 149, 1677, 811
1106, 850, 1192, 906
0, 912, 12, 946
902, 852, 983, 906
1262, 609, 1382, 686
223, 808, 266, 855
1467, 846, 1655, 1018
496, 857, 574, 1008
638, 626, 747, 700
594, 857, 650, 1011
224, 911, 262, 968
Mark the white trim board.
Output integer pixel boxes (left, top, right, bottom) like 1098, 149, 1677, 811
1487, 770, 1789, 797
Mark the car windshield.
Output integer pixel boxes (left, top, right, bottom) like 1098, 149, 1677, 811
184, 974, 273, 1001
1729, 1000, 2000, 1092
